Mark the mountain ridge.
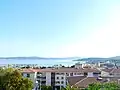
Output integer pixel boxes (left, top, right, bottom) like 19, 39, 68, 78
0, 56, 80, 60
73, 56, 120, 62
0, 56, 120, 61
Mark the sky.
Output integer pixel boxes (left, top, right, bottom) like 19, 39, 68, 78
0, 0, 120, 58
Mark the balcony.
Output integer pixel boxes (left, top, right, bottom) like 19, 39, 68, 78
55, 73, 65, 75
37, 76, 46, 81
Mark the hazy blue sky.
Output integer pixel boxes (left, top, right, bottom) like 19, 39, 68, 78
0, 0, 120, 57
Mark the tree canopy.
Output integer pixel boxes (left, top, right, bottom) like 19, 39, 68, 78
62, 85, 75, 90
63, 82, 120, 90
87, 82, 120, 90
0, 68, 33, 90
40, 85, 52, 90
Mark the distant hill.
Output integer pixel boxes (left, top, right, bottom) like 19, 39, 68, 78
109, 56, 120, 60
73, 56, 120, 63
0, 56, 120, 62
0, 56, 80, 60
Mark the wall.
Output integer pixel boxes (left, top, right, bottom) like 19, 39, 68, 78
46, 72, 51, 86
55, 73, 66, 87
87, 72, 94, 77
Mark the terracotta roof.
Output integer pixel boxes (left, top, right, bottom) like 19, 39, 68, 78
73, 77, 103, 88
110, 68, 120, 73
53, 68, 84, 72
40, 68, 100, 73
72, 77, 120, 88
34, 68, 84, 73
68, 75, 120, 88
82, 68, 100, 73
102, 68, 114, 73
21, 68, 41, 73
67, 76, 86, 86
21, 68, 100, 73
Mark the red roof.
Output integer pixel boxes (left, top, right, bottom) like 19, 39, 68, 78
22, 68, 41, 73
110, 68, 120, 73
21, 68, 100, 73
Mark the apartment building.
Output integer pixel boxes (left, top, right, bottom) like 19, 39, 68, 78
67, 68, 120, 89
22, 67, 101, 90
97, 68, 120, 87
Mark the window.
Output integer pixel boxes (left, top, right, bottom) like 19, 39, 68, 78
57, 77, 59, 79
93, 72, 99, 74
70, 73, 73, 76
84, 72, 88, 76
66, 73, 69, 76
42, 77, 46, 79
61, 73, 64, 75
37, 72, 42, 74
110, 73, 113, 75
56, 81, 60, 84
77, 73, 81, 75
37, 76, 41, 78
61, 81, 64, 84
27, 74, 30, 77
37, 80, 40, 83
61, 77, 64, 79
41, 81, 46, 84
66, 81, 68, 85
56, 73, 59, 75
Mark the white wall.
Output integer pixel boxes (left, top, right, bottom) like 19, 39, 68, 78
55, 73, 66, 87
87, 72, 94, 77
101, 71, 110, 77
46, 72, 51, 86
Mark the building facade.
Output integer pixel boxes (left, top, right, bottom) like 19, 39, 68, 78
22, 68, 101, 90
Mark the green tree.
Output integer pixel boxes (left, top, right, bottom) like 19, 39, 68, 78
87, 82, 120, 90
41, 85, 52, 90
62, 85, 75, 90
0, 68, 33, 90
103, 82, 120, 90
87, 83, 101, 90
47, 86, 52, 90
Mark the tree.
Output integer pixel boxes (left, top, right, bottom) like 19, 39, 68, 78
103, 82, 120, 90
62, 85, 75, 90
47, 86, 52, 90
87, 82, 120, 90
0, 68, 33, 90
87, 83, 101, 90
40, 85, 52, 90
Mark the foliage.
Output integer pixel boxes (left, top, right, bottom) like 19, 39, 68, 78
38, 85, 52, 90
87, 83, 101, 90
87, 82, 120, 90
0, 68, 33, 90
62, 85, 75, 90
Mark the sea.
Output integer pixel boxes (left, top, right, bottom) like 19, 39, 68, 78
0, 58, 85, 67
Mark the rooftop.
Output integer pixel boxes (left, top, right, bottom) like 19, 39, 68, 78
68, 77, 107, 88
21, 67, 100, 73
110, 68, 120, 74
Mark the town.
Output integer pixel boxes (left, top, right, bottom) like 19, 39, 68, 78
1, 60, 120, 90
0, 0, 120, 90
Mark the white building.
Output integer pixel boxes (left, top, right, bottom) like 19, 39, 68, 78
22, 68, 101, 90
